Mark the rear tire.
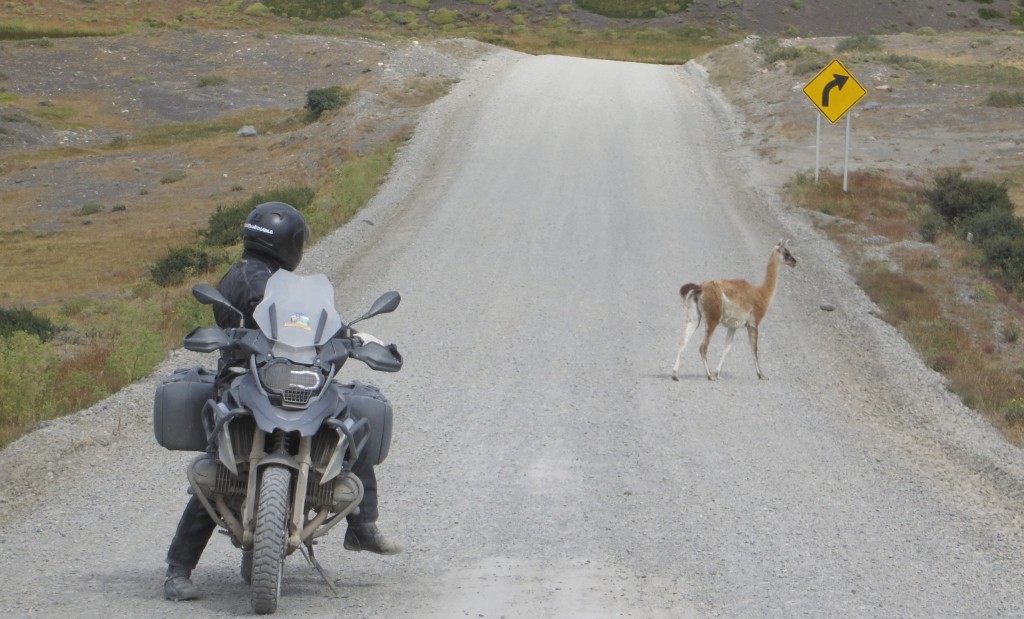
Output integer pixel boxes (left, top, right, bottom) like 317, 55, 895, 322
250, 465, 291, 615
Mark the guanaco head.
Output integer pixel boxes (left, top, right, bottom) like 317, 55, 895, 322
775, 240, 797, 268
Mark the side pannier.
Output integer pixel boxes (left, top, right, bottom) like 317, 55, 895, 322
153, 365, 216, 451
338, 380, 393, 466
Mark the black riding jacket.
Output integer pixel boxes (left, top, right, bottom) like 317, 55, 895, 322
213, 250, 279, 329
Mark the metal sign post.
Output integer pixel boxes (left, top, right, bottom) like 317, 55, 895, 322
815, 114, 821, 184
844, 113, 851, 192
803, 59, 866, 192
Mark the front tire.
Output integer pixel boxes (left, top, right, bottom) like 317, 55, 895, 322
241, 550, 253, 584
250, 465, 291, 614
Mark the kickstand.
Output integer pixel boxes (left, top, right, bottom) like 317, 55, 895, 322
301, 542, 339, 598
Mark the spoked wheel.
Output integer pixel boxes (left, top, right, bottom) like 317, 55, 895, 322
250, 465, 291, 615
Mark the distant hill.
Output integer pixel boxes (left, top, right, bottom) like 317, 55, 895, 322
3, 0, 1022, 39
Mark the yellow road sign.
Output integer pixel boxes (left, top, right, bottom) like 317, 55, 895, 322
802, 59, 866, 123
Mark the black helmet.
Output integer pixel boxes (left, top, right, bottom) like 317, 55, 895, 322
242, 202, 310, 271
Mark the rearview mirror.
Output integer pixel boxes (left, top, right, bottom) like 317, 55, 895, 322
349, 291, 401, 326
192, 284, 244, 324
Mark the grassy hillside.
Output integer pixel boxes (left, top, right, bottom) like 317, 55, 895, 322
2, 0, 1023, 39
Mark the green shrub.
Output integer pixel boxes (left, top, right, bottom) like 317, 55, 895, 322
160, 169, 187, 184
925, 170, 1013, 226
985, 90, 1024, 107
150, 247, 219, 287
876, 53, 928, 72
962, 208, 1024, 244
576, 0, 691, 18
244, 2, 273, 16
203, 203, 252, 247
980, 235, 1024, 287
836, 33, 882, 53
1006, 399, 1024, 423
172, 295, 212, 332
0, 332, 59, 427
104, 301, 166, 383
973, 283, 998, 303
197, 75, 228, 87
1002, 322, 1021, 343
752, 37, 804, 64
919, 211, 945, 243
978, 8, 1004, 20
428, 8, 459, 24
387, 10, 418, 24
73, 201, 104, 216
262, 0, 365, 19
305, 86, 352, 121
790, 52, 832, 75
0, 307, 58, 341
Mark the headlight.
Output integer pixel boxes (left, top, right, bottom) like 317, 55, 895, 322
259, 358, 325, 408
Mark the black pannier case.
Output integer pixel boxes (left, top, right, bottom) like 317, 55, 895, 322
153, 366, 215, 451
339, 380, 393, 466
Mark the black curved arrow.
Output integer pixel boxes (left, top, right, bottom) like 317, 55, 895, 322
821, 73, 849, 107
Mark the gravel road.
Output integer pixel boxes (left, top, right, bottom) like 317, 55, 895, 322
2, 44, 1024, 618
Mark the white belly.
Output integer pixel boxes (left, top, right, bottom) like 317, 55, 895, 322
720, 293, 752, 328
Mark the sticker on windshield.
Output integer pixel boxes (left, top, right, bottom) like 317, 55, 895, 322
284, 313, 312, 331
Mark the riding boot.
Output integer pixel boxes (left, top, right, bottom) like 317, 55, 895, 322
344, 523, 403, 555
164, 495, 215, 600
164, 565, 199, 601
344, 462, 402, 554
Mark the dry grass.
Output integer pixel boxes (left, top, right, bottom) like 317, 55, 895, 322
486, 25, 727, 64
788, 170, 1024, 446
1, 123, 301, 304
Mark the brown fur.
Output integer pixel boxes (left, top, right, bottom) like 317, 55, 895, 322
672, 242, 796, 381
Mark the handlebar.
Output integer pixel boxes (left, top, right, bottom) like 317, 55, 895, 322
185, 326, 402, 373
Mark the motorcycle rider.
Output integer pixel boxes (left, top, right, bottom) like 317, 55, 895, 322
164, 201, 402, 602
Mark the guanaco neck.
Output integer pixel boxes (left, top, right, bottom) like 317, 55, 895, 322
760, 249, 782, 303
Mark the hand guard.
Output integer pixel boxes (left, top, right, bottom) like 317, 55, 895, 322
353, 331, 384, 347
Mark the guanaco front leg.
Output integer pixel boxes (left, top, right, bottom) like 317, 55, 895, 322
747, 325, 767, 380
712, 327, 737, 380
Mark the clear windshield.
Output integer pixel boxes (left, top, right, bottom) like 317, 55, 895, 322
252, 271, 343, 362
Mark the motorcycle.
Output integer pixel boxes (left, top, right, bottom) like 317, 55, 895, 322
153, 270, 402, 614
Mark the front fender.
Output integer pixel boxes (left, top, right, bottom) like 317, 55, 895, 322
258, 452, 300, 471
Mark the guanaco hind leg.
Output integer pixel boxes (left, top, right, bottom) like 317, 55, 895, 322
671, 317, 700, 381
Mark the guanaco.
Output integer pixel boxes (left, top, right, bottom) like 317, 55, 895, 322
671, 241, 797, 381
